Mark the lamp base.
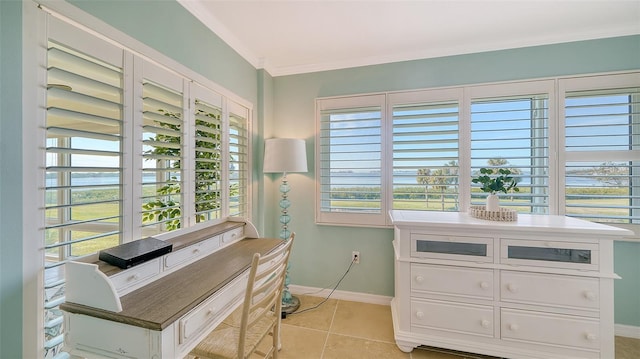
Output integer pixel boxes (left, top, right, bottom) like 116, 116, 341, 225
281, 295, 300, 315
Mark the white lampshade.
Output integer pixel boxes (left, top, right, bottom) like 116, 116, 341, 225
263, 138, 308, 174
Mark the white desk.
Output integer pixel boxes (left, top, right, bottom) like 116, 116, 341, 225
61, 220, 284, 359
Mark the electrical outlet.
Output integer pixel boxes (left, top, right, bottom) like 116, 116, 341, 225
352, 251, 360, 264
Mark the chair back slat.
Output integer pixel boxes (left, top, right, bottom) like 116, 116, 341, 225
237, 233, 294, 358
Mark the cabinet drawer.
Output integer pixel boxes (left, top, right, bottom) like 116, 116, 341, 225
501, 238, 598, 270
164, 236, 220, 269
501, 308, 600, 350
411, 264, 494, 300
411, 234, 493, 262
221, 227, 244, 245
110, 258, 161, 294
501, 271, 600, 310
179, 271, 248, 344
411, 299, 494, 337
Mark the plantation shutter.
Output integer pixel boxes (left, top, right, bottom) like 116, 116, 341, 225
470, 89, 550, 214
192, 85, 223, 222
228, 101, 250, 217
562, 76, 640, 224
140, 64, 185, 235
391, 92, 460, 212
316, 94, 386, 226
45, 23, 124, 358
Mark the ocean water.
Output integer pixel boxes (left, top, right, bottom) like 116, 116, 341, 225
48, 172, 606, 188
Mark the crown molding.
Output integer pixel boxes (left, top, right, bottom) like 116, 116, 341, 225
177, 0, 262, 69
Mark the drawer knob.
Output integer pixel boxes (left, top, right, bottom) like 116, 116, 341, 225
506, 283, 518, 293
481, 320, 491, 328
207, 307, 216, 315
128, 274, 139, 281
508, 323, 519, 331
193, 248, 200, 254
585, 333, 597, 341
479, 281, 490, 289
583, 291, 596, 301
415, 276, 424, 283
415, 311, 424, 319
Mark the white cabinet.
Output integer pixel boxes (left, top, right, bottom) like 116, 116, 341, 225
390, 210, 631, 359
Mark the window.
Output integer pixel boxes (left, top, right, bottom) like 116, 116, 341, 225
316, 95, 385, 226
140, 71, 185, 235
560, 74, 640, 225
40, 11, 252, 359
390, 89, 461, 212
316, 75, 638, 231
228, 101, 250, 217
469, 86, 550, 214
45, 19, 125, 358
192, 85, 224, 222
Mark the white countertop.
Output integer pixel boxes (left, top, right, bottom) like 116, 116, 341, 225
389, 210, 633, 238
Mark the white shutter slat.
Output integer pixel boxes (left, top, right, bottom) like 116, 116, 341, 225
44, 35, 125, 357
141, 78, 184, 233
470, 95, 549, 214
228, 101, 249, 218
319, 105, 383, 215
563, 85, 639, 224
392, 100, 459, 212
193, 98, 223, 221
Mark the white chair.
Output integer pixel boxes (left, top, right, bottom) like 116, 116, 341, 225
190, 233, 295, 359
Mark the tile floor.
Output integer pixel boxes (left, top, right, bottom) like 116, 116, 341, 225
270, 294, 640, 359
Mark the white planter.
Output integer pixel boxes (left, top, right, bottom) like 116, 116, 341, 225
485, 193, 500, 211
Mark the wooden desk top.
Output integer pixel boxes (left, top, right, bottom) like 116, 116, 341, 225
61, 237, 284, 331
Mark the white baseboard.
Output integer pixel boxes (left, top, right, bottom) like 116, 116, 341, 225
288, 285, 392, 306
290, 285, 640, 339
616, 324, 640, 339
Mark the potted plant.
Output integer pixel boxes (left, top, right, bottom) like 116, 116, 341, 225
472, 168, 519, 211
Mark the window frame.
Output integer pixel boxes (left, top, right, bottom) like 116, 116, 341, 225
315, 94, 387, 227
558, 72, 640, 233
316, 74, 638, 235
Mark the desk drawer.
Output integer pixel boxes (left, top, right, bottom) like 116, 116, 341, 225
501, 308, 600, 350
179, 271, 248, 344
411, 264, 494, 300
501, 271, 599, 310
411, 299, 494, 337
111, 258, 161, 294
164, 236, 220, 269
222, 227, 244, 245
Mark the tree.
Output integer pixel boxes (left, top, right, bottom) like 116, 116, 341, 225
593, 161, 628, 186
416, 168, 433, 205
141, 109, 183, 231
142, 108, 236, 231
416, 161, 458, 210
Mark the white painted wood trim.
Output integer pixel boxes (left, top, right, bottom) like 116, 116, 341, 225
289, 285, 392, 306
615, 324, 640, 339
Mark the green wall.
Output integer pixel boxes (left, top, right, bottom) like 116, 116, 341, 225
1, 1, 639, 356
68, 0, 258, 106
615, 241, 640, 326
1, 1, 24, 358
271, 35, 640, 323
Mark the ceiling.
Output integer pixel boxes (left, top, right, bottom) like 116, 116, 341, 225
178, 0, 640, 77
